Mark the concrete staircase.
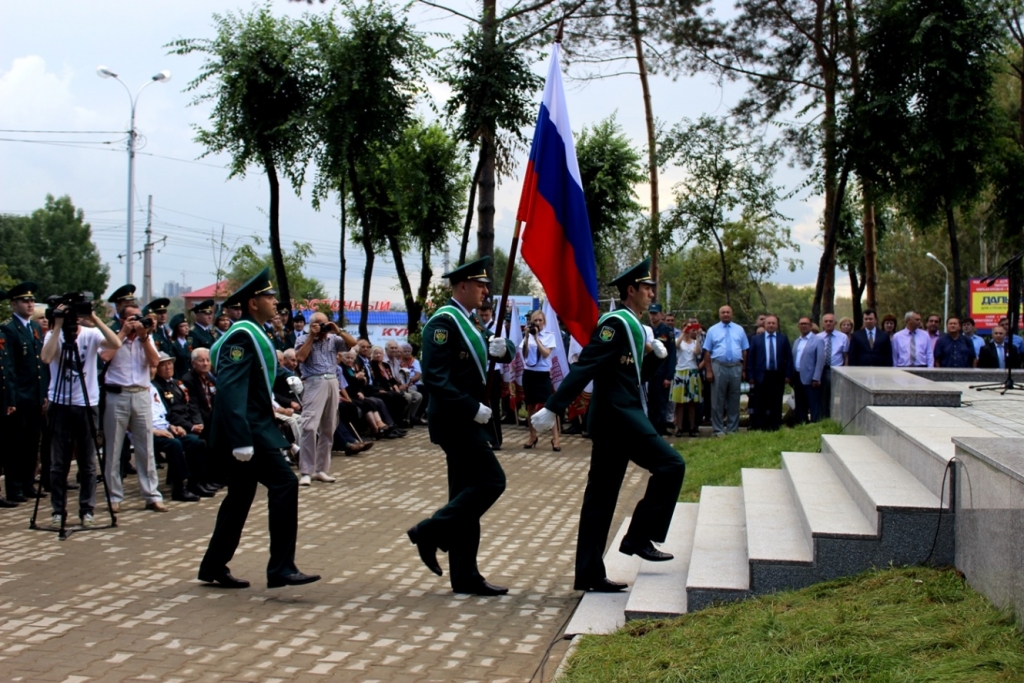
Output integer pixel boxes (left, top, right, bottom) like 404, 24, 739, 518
565, 407, 974, 636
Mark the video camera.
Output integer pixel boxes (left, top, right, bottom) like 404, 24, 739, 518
52, 291, 94, 339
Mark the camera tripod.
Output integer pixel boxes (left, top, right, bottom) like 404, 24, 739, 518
29, 321, 118, 540
970, 365, 1024, 395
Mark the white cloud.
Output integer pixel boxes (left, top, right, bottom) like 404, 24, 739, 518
0, 56, 76, 125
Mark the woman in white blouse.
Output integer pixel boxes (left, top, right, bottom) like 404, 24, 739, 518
521, 310, 561, 450
672, 322, 703, 437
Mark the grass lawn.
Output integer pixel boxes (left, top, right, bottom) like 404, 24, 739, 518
560, 567, 1024, 682
678, 421, 843, 502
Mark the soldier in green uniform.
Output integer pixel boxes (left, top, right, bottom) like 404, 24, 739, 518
531, 258, 686, 593
144, 298, 173, 357
197, 268, 320, 590
406, 256, 516, 596
107, 284, 137, 333
0, 289, 19, 508
223, 300, 242, 325
188, 299, 219, 350
167, 313, 193, 379
0, 282, 49, 502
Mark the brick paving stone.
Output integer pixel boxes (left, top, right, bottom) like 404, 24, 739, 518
0, 426, 649, 682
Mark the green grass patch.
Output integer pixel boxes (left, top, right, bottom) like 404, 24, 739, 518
560, 566, 1024, 682
678, 420, 843, 502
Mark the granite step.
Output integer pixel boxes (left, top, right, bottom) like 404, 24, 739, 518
782, 451, 876, 547
564, 517, 643, 636
821, 434, 947, 530
742, 468, 813, 565
624, 503, 699, 621
685, 486, 749, 612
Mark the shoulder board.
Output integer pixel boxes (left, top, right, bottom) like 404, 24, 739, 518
0, 318, 10, 328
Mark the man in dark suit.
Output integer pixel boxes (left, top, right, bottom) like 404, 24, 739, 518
0, 282, 48, 502
849, 309, 893, 367
531, 258, 686, 593
197, 268, 319, 590
978, 325, 1021, 370
746, 314, 792, 431
407, 256, 515, 596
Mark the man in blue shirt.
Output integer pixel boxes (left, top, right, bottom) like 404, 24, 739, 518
702, 305, 749, 436
934, 317, 977, 368
961, 318, 986, 356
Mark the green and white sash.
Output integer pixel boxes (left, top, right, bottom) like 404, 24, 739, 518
434, 304, 488, 384
210, 319, 277, 396
599, 308, 647, 408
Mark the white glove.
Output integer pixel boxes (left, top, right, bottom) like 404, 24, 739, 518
286, 375, 304, 396
232, 446, 254, 462
488, 337, 508, 359
473, 403, 493, 424
652, 339, 668, 359
531, 407, 557, 432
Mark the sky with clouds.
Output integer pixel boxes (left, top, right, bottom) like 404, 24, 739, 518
0, 0, 838, 304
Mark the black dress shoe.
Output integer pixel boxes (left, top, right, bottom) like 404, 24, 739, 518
407, 526, 443, 576
9, 493, 27, 503
619, 538, 674, 562
0, 497, 18, 508
574, 577, 628, 592
268, 571, 321, 589
198, 569, 250, 589
189, 485, 215, 498
452, 580, 508, 596
172, 489, 200, 502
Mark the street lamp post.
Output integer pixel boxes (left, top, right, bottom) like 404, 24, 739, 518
97, 66, 171, 286
926, 252, 949, 325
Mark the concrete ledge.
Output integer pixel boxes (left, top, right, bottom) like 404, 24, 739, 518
906, 368, 1013, 384
954, 437, 1024, 628
832, 367, 961, 427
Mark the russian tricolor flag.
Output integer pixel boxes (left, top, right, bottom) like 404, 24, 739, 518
518, 43, 599, 346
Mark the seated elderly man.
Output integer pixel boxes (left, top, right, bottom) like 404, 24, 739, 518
385, 340, 424, 424
149, 356, 208, 499
182, 347, 216, 427
281, 348, 299, 373
152, 353, 216, 500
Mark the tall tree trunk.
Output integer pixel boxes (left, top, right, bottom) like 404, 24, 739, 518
347, 156, 374, 340
339, 181, 347, 326
629, 0, 660, 286
812, 164, 849, 322
849, 256, 865, 327
412, 243, 432, 336
711, 229, 730, 306
460, 146, 484, 266
386, 233, 418, 336
811, 0, 839, 318
863, 193, 878, 312
945, 199, 963, 319
263, 154, 291, 314
476, 0, 498, 265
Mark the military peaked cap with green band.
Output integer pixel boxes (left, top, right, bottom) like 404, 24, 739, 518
443, 256, 492, 284
608, 257, 656, 292
144, 297, 170, 315
8, 281, 39, 301
191, 299, 215, 314
224, 267, 278, 309
108, 284, 136, 304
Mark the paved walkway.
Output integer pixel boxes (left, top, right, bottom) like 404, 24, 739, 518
0, 425, 649, 683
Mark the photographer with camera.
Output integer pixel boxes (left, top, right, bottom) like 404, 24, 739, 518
100, 303, 165, 513
294, 312, 356, 486
521, 310, 561, 451
40, 295, 120, 526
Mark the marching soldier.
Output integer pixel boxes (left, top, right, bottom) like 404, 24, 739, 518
198, 267, 319, 590
531, 258, 686, 593
0, 289, 19, 508
144, 298, 173, 356
188, 299, 219, 350
0, 282, 49, 503
107, 284, 137, 333
167, 313, 193, 379
406, 256, 516, 596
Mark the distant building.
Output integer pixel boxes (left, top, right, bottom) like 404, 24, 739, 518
163, 281, 193, 298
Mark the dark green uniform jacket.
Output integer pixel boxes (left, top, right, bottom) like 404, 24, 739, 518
421, 298, 514, 444
208, 316, 287, 453
0, 316, 48, 407
547, 310, 662, 437
0, 335, 17, 412
188, 324, 218, 351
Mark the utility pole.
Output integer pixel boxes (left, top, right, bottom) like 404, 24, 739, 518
143, 195, 154, 302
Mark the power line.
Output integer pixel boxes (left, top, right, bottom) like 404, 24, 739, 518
0, 128, 125, 134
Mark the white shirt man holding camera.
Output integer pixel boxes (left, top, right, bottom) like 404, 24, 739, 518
99, 302, 165, 512
40, 302, 120, 527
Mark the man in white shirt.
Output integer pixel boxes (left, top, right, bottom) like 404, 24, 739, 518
816, 313, 849, 419
40, 303, 120, 527
100, 303, 165, 512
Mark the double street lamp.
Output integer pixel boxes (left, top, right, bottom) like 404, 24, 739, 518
926, 252, 949, 325
97, 66, 171, 285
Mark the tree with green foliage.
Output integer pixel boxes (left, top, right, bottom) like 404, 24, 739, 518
492, 246, 538, 297
307, 1, 430, 339
574, 115, 646, 286
856, 0, 999, 319
662, 116, 795, 307
227, 237, 326, 306
0, 195, 109, 300
168, 7, 318, 313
